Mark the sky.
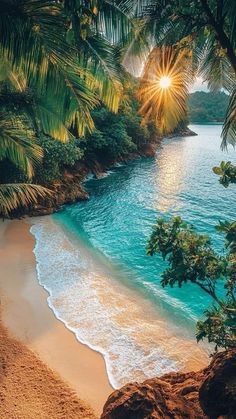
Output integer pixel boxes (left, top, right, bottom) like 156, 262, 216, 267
190, 77, 209, 93
124, 56, 209, 93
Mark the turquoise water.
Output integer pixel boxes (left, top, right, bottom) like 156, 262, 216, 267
32, 124, 236, 387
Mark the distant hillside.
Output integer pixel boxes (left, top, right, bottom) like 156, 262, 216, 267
188, 91, 229, 123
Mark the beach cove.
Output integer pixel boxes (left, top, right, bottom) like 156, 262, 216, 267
0, 220, 112, 417
0, 125, 235, 417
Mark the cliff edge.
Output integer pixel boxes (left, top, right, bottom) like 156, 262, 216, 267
101, 350, 236, 419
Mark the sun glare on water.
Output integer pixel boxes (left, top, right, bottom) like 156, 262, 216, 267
159, 76, 171, 89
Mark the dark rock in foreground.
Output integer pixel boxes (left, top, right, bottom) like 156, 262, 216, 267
199, 350, 236, 419
101, 350, 236, 419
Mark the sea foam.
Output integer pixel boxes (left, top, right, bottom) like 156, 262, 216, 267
31, 216, 208, 388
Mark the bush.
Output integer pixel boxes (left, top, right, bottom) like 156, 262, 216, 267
81, 84, 159, 163
34, 135, 83, 183
81, 107, 137, 162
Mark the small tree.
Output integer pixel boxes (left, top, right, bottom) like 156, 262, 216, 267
147, 165, 236, 350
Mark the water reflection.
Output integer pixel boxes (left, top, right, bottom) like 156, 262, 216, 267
153, 136, 198, 213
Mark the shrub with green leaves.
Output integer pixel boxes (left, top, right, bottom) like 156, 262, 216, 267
34, 136, 83, 184
81, 85, 158, 164
81, 107, 137, 162
147, 174, 236, 350
213, 161, 236, 187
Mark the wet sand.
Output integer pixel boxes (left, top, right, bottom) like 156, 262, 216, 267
0, 220, 113, 417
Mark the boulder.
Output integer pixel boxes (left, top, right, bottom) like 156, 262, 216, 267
199, 350, 236, 419
101, 351, 236, 419
101, 373, 206, 419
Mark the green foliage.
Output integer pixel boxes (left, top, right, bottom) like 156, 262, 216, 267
34, 136, 83, 184
147, 217, 226, 288
1, 82, 157, 189
147, 216, 236, 349
188, 92, 229, 123
0, 183, 50, 217
81, 85, 157, 163
120, 89, 153, 147
222, 89, 236, 149
130, 0, 236, 146
81, 107, 136, 162
0, 110, 50, 216
213, 161, 236, 187
0, 0, 133, 215
216, 220, 236, 255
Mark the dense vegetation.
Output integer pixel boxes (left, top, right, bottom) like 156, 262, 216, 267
188, 91, 229, 123
147, 212, 236, 350
0, 0, 133, 215
80, 83, 156, 164
1, 80, 157, 186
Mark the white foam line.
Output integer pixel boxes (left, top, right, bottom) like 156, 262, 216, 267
29, 217, 206, 388
30, 221, 119, 389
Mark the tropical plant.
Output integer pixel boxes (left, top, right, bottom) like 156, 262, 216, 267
147, 215, 236, 350
81, 107, 137, 162
0, 0, 134, 215
147, 159, 236, 350
138, 46, 193, 133
213, 161, 236, 187
0, 112, 50, 216
34, 136, 83, 184
80, 82, 157, 163
120, 0, 236, 145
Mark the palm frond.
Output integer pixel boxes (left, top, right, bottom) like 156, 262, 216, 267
0, 182, 51, 216
221, 89, 236, 149
138, 46, 192, 133
0, 113, 43, 177
198, 36, 236, 93
93, 0, 133, 45
0, 0, 99, 138
82, 35, 123, 112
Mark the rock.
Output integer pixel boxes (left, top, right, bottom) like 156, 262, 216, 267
167, 127, 198, 138
139, 143, 158, 157
101, 373, 206, 419
199, 350, 236, 419
101, 351, 236, 419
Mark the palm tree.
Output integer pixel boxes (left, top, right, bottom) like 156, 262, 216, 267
118, 0, 236, 145
0, 0, 132, 216
0, 111, 50, 216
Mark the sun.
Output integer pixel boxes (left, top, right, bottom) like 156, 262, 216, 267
159, 76, 171, 89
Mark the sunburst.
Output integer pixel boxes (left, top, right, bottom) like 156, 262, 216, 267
159, 76, 172, 89
138, 47, 192, 133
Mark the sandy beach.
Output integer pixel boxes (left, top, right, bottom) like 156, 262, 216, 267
0, 219, 113, 418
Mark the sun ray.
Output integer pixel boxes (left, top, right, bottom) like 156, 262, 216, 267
138, 46, 193, 133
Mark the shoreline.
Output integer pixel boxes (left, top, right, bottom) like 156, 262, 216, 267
0, 219, 113, 416
9, 126, 197, 219
31, 215, 209, 389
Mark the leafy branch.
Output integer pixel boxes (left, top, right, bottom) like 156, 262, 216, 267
147, 215, 236, 350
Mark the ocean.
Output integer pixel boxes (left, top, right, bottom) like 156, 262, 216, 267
31, 125, 236, 388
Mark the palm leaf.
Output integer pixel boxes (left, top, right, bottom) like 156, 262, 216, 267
0, 113, 43, 178
198, 36, 235, 93
0, 182, 51, 216
138, 46, 192, 133
0, 0, 99, 139
82, 35, 123, 112
221, 89, 236, 149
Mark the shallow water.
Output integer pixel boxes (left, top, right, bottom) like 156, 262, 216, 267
31, 125, 236, 387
